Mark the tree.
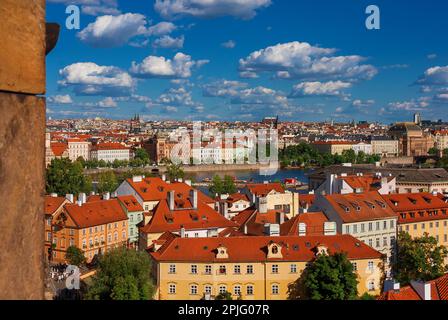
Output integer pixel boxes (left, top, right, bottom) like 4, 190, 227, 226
85, 247, 154, 300
46, 158, 93, 195
166, 162, 185, 181
209, 175, 224, 196
428, 147, 439, 155
134, 148, 150, 165
97, 171, 118, 194
65, 246, 86, 266
393, 232, 448, 285
215, 291, 233, 300
222, 175, 237, 194
293, 252, 358, 300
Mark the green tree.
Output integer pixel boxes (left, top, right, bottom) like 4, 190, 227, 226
428, 147, 439, 155
393, 232, 448, 285
46, 158, 93, 195
134, 148, 150, 165
65, 246, 86, 266
166, 162, 185, 181
209, 175, 224, 196
295, 252, 358, 300
222, 175, 237, 194
85, 247, 154, 300
97, 171, 118, 194
215, 291, 233, 300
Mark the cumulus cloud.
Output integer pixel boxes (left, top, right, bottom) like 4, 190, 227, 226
47, 0, 120, 16
352, 99, 375, 108
382, 98, 430, 114
154, 0, 271, 20
221, 40, 236, 49
77, 13, 148, 47
290, 81, 352, 98
98, 97, 118, 108
47, 94, 73, 104
147, 21, 178, 36
58, 62, 135, 96
153, 35, 185, 49
202, 80, 248, 97
427, 54, 437, 60
238, 41, 377, 82
148, 86, 204, 113
130, 53, 209, 78
416, 66, 448, 86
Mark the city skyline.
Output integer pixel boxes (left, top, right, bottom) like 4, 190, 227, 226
46, 0, 448, 122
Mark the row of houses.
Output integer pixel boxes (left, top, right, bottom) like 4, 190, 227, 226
44, 171, 448, 300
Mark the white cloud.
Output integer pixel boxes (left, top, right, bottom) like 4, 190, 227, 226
149, 85, 204, 113
221, 40, 236, 49
47, 94, 73, 104
352, 99, 375, 108
417, 66, 448, 86
98, 97, 118, 108
238, 41, 377, 81
58, 62, 135, 96
384, 98, 430, 113
77, 13, 148, 47
154, 0, 271, 20
153, 35, 185, 49
202, 80, 248, 97
130, 53, 208, 78
290, 81, 352, 98
147, 21, 177, 36
427, 53, 437, 60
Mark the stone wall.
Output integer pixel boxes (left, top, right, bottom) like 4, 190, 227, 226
0, 0, 46, 299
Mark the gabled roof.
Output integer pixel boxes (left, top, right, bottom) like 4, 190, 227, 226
245, 182, 285, 196
50, 142, 68, 156
280, 212, 329, 236
118, 195, 144, 212
125, 177, 214, 204
379, 274, 448, 300
149, 234, 382, 262
339, 174, 391, 192
45, 196, 67, 215
324, 191, 397, 223
140, 199, 237, 234
64, 199, 128, 228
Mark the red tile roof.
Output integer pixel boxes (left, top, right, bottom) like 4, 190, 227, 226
64, 199, 128, 228
126, 177, 215, 204
91, 142, 129, 151
149, 234, 382, 262
140, 199, 237, 234
45, 196, 67, 215
280, 212, 329, 236
339, 175, 389, 192
299, 194, 315, 208
118, 195, 144, 212
245, 183, 285, 196
379, 274, 448, 300
382, 193, 448, 223
324, 191, 397, 223
50, 142, 68, 156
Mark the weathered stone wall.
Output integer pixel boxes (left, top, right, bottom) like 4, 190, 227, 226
0, 0, 46, 299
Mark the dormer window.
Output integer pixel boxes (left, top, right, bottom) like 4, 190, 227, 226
272, 245, 278, 254
216, 245, 229, 259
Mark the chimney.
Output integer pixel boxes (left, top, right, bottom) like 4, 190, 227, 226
168, 190, 175, 211
410, 281, 431, 300
180, 226, 186, 238
132, 175, 143, 183
277, 212, 285, 224
162, 174, 166, 181
50, 193, 58, 198
243, 224, 248, 235
256, 197, 268, 214
111, 191, 118, 198
189, 189, 198, 209
222, 202, 229, 219
103, 192, 110, 200
185, 179, 192, 186
178, 178, 183, 183
77, 199, 83, 207
79, 193, 87, 204
90, 191, 96, 196
432, 190, 438, 196
65, 194, 74, 203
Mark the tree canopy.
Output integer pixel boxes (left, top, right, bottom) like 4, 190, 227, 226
46, 158, 93, 195
97, 171, 119, 194
209, 175, 237, 196
165, 162, 185, 181
65, 246, 86, 266
289, 252, 359, 300
393, 232, 448, 285
85, 247, 154, 300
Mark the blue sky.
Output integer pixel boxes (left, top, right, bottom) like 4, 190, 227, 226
45, 0, 448, 123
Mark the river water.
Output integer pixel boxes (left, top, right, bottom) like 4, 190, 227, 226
185, 168, 313, 195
